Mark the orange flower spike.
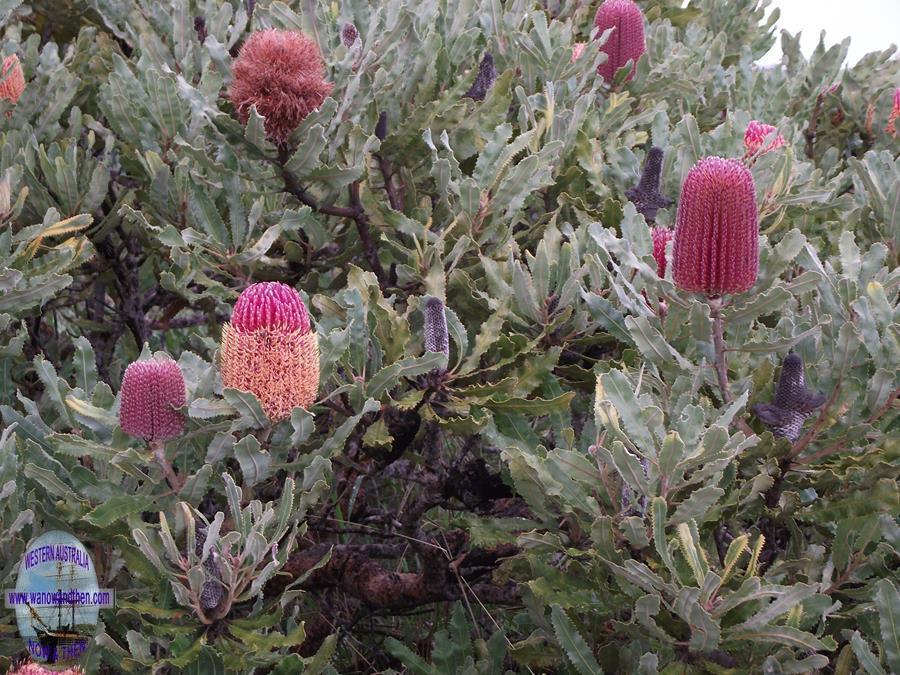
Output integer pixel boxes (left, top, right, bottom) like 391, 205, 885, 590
220, 282, 319, 422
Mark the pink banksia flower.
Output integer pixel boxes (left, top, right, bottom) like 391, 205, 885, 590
119, 358, 187, 443
593, 0, 645, 83
9, 664, 85, 675
672, 157, 759, 295
886, 87, 900, 137
743, 120, 786, 157
651, 226, 673, 277
0, 54, 26, 106
220, 282, 319, 422
229, 29, 333, 145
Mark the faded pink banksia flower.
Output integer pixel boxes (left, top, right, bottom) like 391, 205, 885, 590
119, 358, 187, 442
0, 54, 25, 106
593, 0, 645, 83
743, 120, 786, 157
229, 29, 333, 145
220, 282, 319, 422
672, 157, 759, 295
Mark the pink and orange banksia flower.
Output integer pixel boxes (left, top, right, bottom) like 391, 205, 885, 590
119, 358, 187, 443
229, 29, 333, 145
220, 282, 319, 422
593, 0, 645, 83
672, 157, 759, 295
0, 54, 25, 106
743, 120, 786, 157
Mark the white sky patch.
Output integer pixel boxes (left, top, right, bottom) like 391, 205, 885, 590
757, 0, 900, 66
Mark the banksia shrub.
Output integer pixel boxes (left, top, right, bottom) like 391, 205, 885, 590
423, 297, 450, 359
0, 54, 25, 105
743, 120, 786, 156
651, 226, 673, 277
464, 52, 496, 101
887, 87, 900, 137
754, 353, 826, 442
229, 29, 333, 145
672, 157, 759, 295
593, 0, 645, 83
119, 357, 187, 443
220, 282, 319, 422
626, 146, 672, 222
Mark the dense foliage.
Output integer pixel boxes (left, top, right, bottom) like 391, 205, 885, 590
1, 0, 898, 672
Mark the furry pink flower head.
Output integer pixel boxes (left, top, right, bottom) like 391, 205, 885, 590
220, 282, 319, 421
119, 358, 187, 442
672, 157, 759, 295
229, 29, 333, 145
593, 0, 645, 83
0, 54, 25, 105
744, 120, 786, 157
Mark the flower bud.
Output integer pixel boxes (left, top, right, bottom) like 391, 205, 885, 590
593, 0, 645, 83
754, 353, 825, 442
341, 22, 359, 47
229, 29, 333, 145
672, 157, 759, 296
625, 146, 672, 222
423, 297, 450, 360
464, 53, 496, 102
194, 526, 224, 611
119, 358, 187, 443
220, 282, 319, 422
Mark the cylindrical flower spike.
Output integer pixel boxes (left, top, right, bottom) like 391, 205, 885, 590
672, 157, 759, 295
0, 54, 26, 106
651, 226, 673, 277
229, 29, 333, 145
593, 0, 645, 83
423, 297, 450, 360
886, 87, 900, 137
743, 120, 786, 157
626, 146, 672, 222
464, 53, 496, 102
754, 353, 825, 442
220, 282, 319, 422
119, 358, 187, 443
